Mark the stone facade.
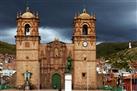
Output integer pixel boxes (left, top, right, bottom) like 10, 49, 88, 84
15, 7, 40, 89
40, 40, 70, 89
73, 9, 97, 89
15, 7, 97, 89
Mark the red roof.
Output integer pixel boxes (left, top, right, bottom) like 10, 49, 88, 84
124, 73, 137, 79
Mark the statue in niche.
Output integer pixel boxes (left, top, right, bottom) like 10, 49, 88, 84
55, 48, 59, 57
65, 56, 72, 73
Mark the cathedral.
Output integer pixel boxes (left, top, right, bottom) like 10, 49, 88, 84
15, 6, 97, 89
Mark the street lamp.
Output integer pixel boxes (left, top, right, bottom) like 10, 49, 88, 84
129, 67, 133, 91
121, 73, 123, 91
0, 72, 1, 85
23, 70, 32, 90
0, 63, 3, 85
131, 72, 132, 91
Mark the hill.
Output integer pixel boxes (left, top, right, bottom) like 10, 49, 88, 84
96, 41, 137, 58
0, 41, 15, 55
0, 41, 137, 58
97, 42, 137, 69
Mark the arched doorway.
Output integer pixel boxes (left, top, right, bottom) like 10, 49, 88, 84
52, 73, 61, 89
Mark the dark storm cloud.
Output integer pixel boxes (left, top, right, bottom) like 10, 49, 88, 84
0, 0, 137, 43
93, 0, 137, 42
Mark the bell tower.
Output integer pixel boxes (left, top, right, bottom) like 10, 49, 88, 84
15, 7, 40, 89
72, 9, 97, 89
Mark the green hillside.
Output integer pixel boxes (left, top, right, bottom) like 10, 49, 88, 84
97, 42, 137, 69
96, 42, 137, 58
0, 40, 137, 59
107, 47, 137, 70
0, 41, 15, 54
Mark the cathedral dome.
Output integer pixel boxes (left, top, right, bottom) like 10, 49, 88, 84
21, 7, 35, 18
78, 9, 91, 19
21, 12, 35, 18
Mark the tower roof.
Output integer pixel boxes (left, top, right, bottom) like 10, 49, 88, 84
74, 8, 96, 20
21, 12, 35, 18
21, 7, 35, 18
17, 6, 39, 19
77, 8, 91, 19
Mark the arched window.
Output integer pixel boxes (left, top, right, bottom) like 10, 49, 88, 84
25, 24, 30, 36
82, 25, 88, 35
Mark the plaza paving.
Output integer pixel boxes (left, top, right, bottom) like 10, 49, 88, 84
1, 90, 109, 91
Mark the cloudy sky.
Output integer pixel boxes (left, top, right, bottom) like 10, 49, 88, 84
0, 0, 137, 44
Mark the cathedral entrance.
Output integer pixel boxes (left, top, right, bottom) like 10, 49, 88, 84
52, 73, 61, 89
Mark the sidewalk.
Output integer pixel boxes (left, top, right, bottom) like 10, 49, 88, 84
1, 89, 110, 91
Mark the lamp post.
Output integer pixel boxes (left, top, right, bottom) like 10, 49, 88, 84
121, 73, 123, 91
0, 72, 1, 85
0, 63, 3, 86
131, 73, 132, 91
23, 70, 32, 90
131, 68, 135, 91
130, 67, 133, 91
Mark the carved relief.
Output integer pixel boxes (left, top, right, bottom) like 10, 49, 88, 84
40, 40, 67, 89
55, 48, 59, 57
